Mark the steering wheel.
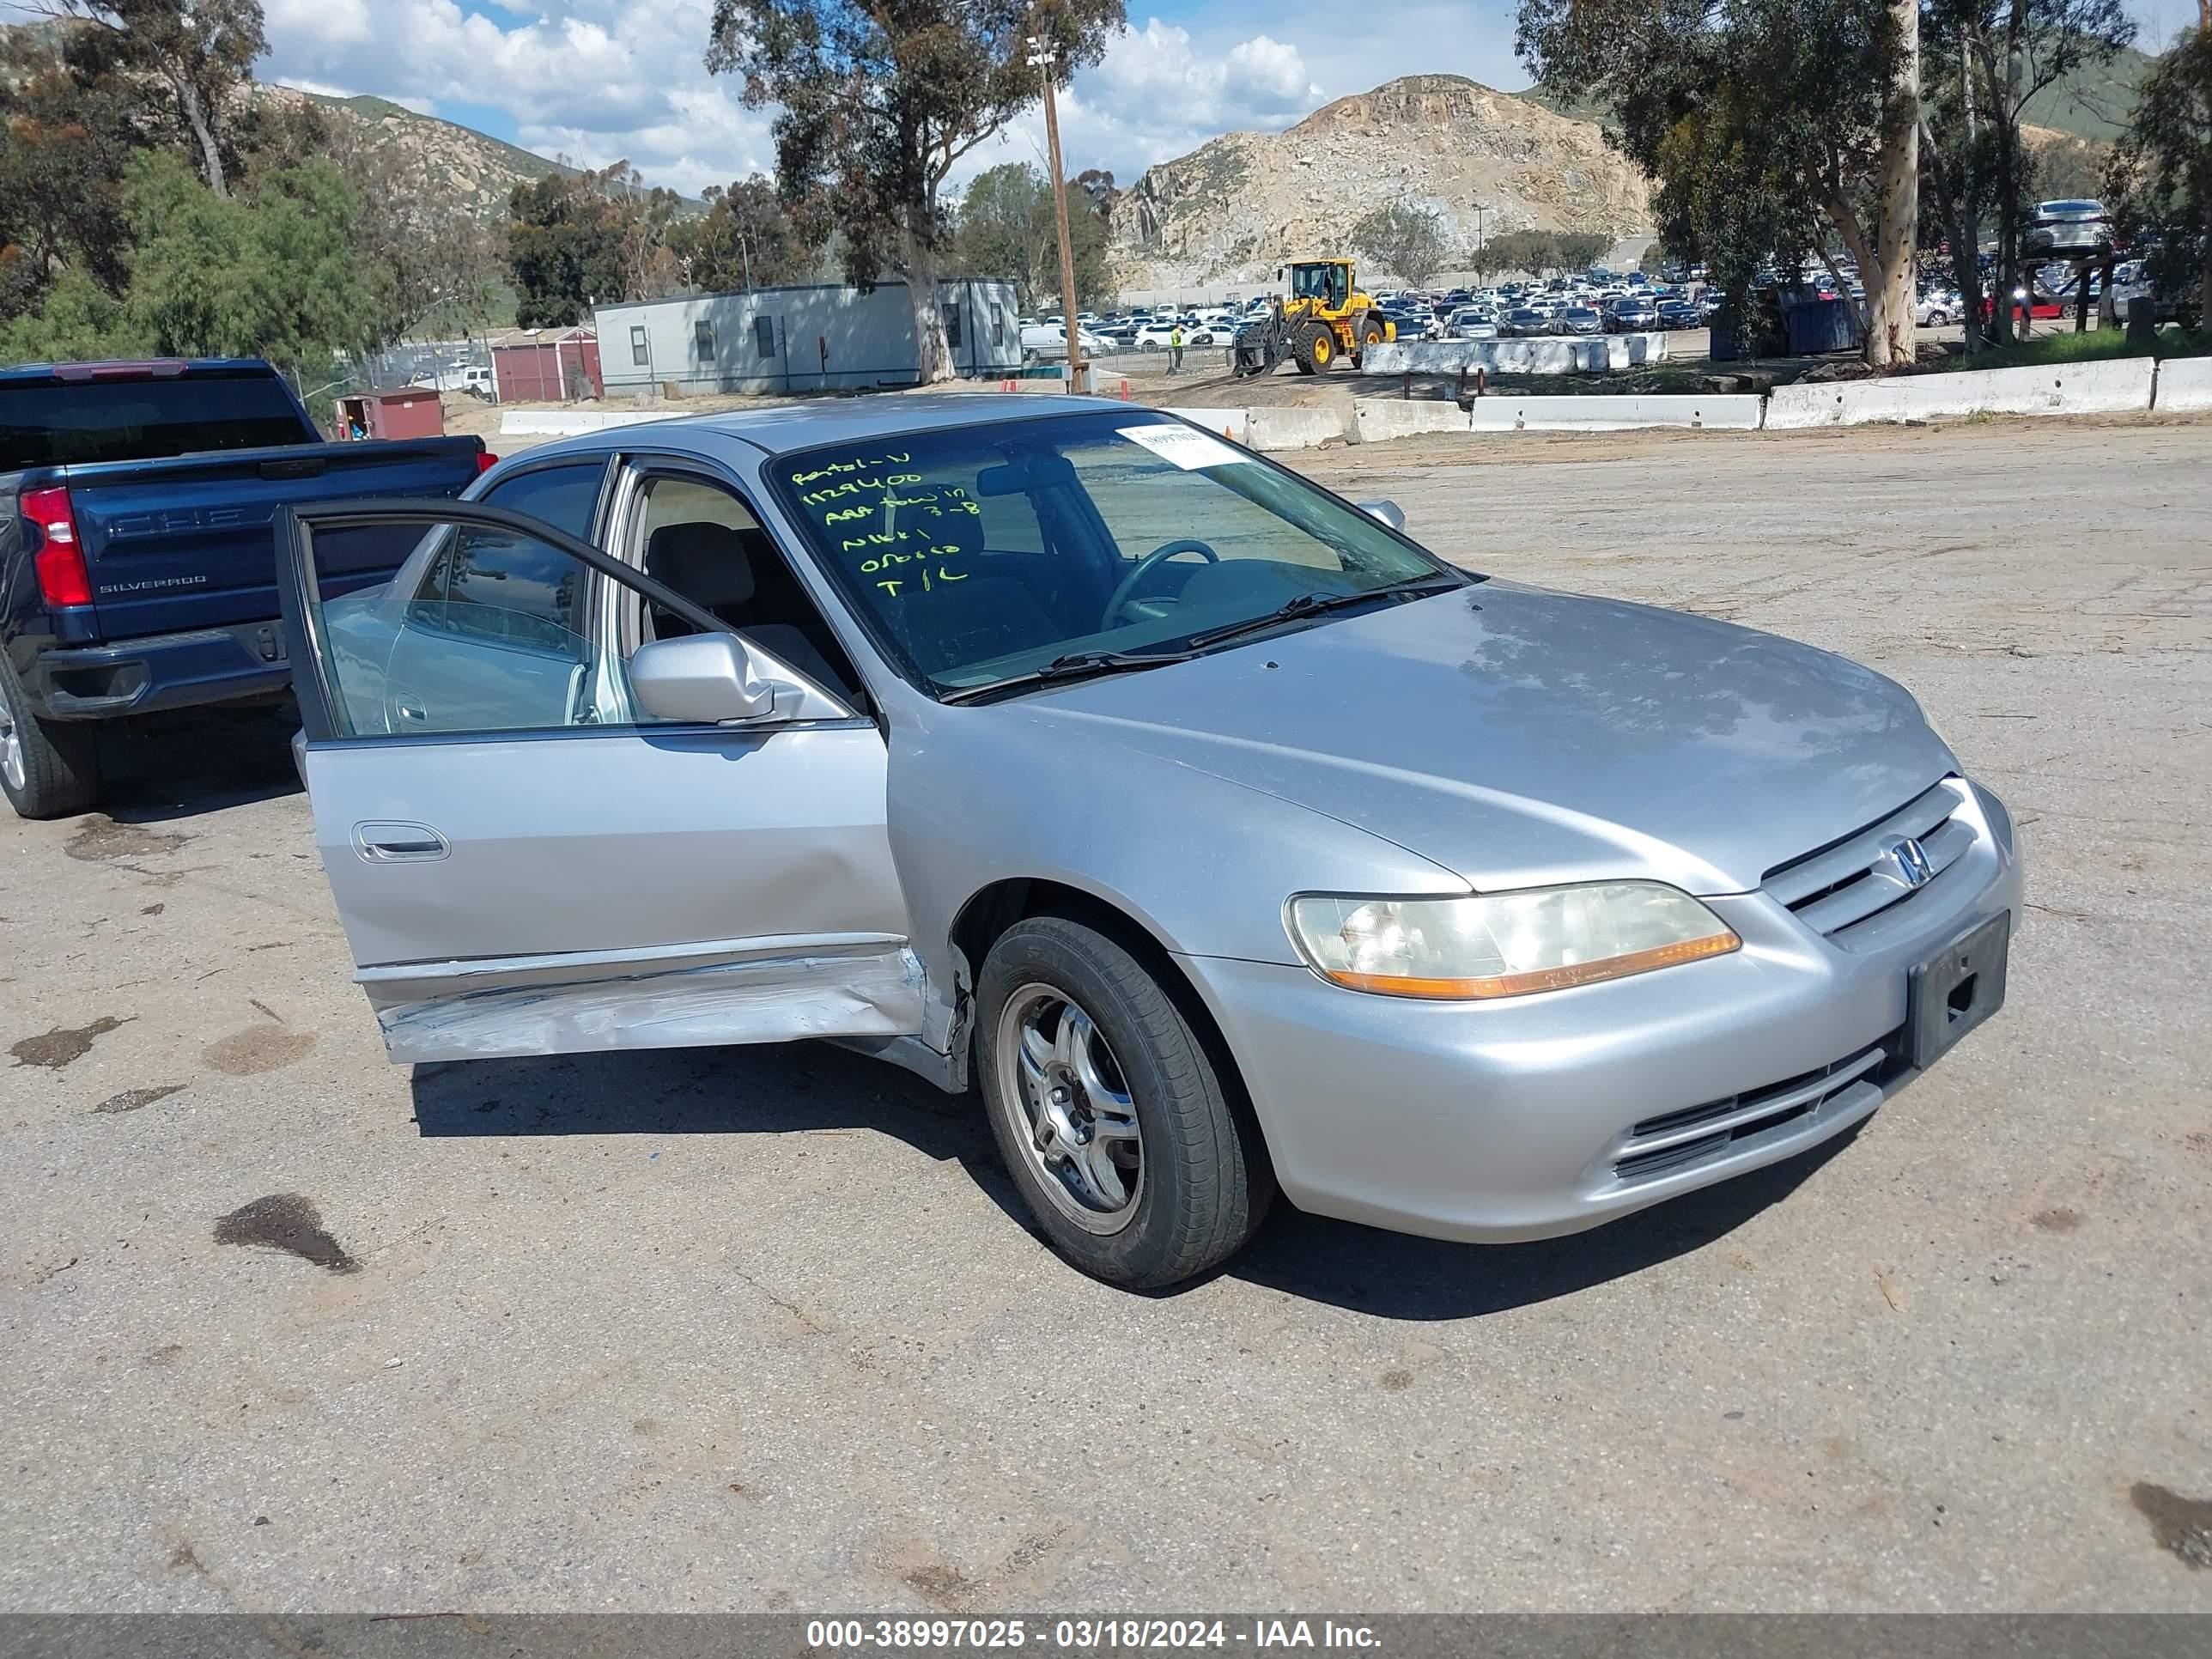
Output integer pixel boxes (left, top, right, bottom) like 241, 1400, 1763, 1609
1100, 538, 1219, 629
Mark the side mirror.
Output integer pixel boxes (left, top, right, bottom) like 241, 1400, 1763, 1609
629, 632, 785, 726
1358, 500, 1407, 532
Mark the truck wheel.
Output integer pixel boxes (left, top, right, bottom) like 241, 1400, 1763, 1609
978, 916, 1273, 1290
0, 651, 99, 820
1292, 320, 1335, 375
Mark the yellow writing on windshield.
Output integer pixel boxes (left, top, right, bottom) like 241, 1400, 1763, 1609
788, 453, 911, 488
798, 472, 923, 507
858, 544, 973, 573
873, 567, 969, 598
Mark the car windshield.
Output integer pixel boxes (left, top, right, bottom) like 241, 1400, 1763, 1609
771, 411, 1469, 699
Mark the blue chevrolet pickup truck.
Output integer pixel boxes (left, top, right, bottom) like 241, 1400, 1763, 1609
0, 357, 489, 817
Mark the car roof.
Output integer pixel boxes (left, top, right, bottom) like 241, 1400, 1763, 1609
517, 392, 1158, 465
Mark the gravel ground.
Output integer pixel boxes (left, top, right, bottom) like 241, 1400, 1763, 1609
2, 416, 2208, 1614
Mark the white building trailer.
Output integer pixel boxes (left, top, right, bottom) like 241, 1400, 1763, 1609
596, 279, 1023, 397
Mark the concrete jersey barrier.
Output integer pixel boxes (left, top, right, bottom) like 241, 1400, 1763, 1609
1164, 406, 1250, 444
2154, 355, 2212, 413
1246, 405, 1354, 451
1361, 336, 1667, 377
1352, 401, 1474, 442
500, 354, 2198, 459
1465, 395, 1765, 432
1766, 356, 2156, 428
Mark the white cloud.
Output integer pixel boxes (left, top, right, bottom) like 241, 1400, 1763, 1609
260, 0, 777, 195
951, 17, 1328, 198
258, 0, 1553, 201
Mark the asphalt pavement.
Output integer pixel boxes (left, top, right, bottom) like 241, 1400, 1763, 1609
3, 416, 2208, 1613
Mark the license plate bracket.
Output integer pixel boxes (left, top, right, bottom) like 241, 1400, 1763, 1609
1908, 912, 2011, 1069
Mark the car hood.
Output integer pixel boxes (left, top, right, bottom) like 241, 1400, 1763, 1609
1023, 582, 1957, 896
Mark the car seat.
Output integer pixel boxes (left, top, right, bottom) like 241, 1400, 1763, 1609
641, 520, 859, 701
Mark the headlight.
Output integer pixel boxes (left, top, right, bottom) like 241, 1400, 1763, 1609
1285, 883, 1741, 1000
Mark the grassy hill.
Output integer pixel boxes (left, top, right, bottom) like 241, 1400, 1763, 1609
2019, 44, 2155, 143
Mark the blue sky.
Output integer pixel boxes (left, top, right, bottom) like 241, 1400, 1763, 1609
255, 0, 2175, 200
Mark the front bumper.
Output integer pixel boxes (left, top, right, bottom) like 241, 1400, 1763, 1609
1182, 781, 2022, 1243
27, 623, 292, 720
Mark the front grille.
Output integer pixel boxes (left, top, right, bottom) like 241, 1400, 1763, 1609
1763, 780, 1975, 943
1611, 1038, 1894, 1185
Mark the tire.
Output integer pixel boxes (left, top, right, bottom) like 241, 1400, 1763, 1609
977, 916, 1273, 1289
0, 648, 99, 820
1928, 310, 1949, 327
1291, 319, 1335, 375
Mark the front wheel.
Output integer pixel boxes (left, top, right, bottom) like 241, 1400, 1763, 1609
978, 917, 1272, 1289
1292, 319, 1335, 375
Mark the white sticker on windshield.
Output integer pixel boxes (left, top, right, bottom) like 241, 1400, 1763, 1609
1118, 424, 1249, 471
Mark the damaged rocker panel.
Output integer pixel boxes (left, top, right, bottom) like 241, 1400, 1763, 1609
362, 937, 930, 1064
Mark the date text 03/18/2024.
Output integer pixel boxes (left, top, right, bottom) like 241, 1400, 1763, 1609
803, 1618, 1382, 1650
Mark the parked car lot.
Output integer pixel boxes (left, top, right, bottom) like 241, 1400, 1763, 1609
3, 416, 2208, 1611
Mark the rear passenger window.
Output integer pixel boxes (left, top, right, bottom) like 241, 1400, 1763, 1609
478, 461, 606, 541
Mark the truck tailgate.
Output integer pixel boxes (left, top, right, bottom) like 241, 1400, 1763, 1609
61, 439, 483, 639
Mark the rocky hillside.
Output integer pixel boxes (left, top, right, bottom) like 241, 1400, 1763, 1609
255, 86, 568, 226
1109, 76, 1656, 289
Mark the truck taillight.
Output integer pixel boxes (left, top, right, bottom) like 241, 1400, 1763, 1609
22, 485, 93, 607
477, 451, 499, 474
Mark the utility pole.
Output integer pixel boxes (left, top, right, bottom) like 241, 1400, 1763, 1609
1029, 31, 1088, 394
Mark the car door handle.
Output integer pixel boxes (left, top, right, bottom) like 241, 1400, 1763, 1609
353, 821, 450, 862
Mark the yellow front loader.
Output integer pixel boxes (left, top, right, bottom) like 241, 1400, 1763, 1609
1231, 258, 1395, 376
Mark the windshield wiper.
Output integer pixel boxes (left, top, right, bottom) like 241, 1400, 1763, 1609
939, 647, 1196, 706
1180, 575, 1465, 652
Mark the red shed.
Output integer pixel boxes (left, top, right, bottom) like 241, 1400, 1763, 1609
489, 328, 604, 403
335, 386, 447, 441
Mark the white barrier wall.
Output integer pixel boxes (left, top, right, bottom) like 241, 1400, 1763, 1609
1165, 406, 1251, 443
1247, 406, 1353, 451
1362, 337, 1667, 376
1464, 396, 1765, 432
2154, 356, 2212, 413
1352, 401, 1475, 441
1603, 334, 1670, 370
1766, 357, 2156, 428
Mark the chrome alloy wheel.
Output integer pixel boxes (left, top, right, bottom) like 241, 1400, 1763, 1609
0, 679, 24, 793
996, 984, 1144, 1233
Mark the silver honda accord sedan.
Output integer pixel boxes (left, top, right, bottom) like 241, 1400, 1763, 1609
274, 394, 2021, 1289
